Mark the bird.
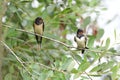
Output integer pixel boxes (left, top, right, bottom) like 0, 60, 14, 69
33, 17, 44, 50
74, 29, 88, 54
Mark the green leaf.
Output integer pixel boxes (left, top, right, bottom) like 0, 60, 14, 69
89, 0, 100, 7
61, 58, 73, 71
71, 68, 78, 73
111, 65, 119, 80
78, 61, 90, 72
67, 60, 75, 71
109, 48, 116, 53
96, 29, 104, 40
102, 61, 114, 71
76, 0, 82, 6
4, 73, 12, 80
74, 73, 81, 79
101, 8, 107, 11
105, 38, 110, 49
87, 35, 96, 47
9, 5, 17, 13
91, 62, 114, 73
38, 72, 47, 80
20, 0, 32, 3
47, 4, 56, 15
61, 8, 72, 14
86, 51, 99, 59
9, 65, 14, 73
114, 29, 116, 40
20, 71, 32, 80
91, 62, 107, 72
90, 64, 102, 72
46, 71, 53, 79
68, 0, 72, 5
74, 54, 83, 63
81, 16, 91, 28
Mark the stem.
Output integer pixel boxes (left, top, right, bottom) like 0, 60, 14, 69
0, 41, 33, 79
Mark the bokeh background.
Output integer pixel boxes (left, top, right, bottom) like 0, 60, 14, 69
0, 0, 120, 80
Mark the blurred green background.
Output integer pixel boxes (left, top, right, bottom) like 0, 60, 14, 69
0, 0, 120, 80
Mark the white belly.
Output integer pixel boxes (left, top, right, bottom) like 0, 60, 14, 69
75, 37, 86, 48
34, 23, 43, 35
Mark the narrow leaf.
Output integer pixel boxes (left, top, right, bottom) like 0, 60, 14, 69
105, 38, 110, 49
4, 73, 12, 80
78, 61, 90, 72
96, 29, 104, 40
81, 16, 91, 28
114, 29, 116, 40
47, 4, 55, 14
61, 58, 73, 70
88, 35, 95, 47
111, 65, 119, 80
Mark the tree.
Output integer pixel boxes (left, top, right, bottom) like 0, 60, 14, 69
0, 0, 119, 80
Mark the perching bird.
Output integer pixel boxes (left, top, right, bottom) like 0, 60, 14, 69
33, 17, 44, 50
74, 29, 88, 54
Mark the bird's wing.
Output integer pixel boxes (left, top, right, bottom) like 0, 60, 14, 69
74, 36, 76, 42
43, 22, 44, 32
85, 35, 87, 45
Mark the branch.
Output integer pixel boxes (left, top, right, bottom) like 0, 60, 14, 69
0, 41, 33, 79
3, 24, 101, 80
3, 24, 96, 52
3, 25, 71, 48
0, 41, 67, 78
68, 49, 93, 80
22, 62, 67, 74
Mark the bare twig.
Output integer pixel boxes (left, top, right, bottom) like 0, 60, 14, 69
0, 41, 33, 79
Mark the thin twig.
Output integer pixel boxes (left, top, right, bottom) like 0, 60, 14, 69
3, 24, 97, 80
1, 41, 67, 78
84, 71, 93, 80
68, 49, 93, 80
3, 24, 71, 48
0, 41, 33, 79
22, 62, 67, 74
3, 24, 90, 51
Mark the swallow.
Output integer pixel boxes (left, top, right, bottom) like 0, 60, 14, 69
74, 29, 88, 54
33, 17, 44, 49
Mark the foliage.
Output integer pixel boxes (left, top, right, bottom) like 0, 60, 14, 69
1, 0, 120, 80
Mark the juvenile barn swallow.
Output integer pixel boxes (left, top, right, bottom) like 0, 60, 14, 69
74, 29, 88, 54
33, 17, 44, 49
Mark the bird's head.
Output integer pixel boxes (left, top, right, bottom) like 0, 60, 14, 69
35, 17, 43, 25
77, 29, 83, 35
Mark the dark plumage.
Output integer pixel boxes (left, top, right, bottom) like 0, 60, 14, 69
33, 17, 44, 49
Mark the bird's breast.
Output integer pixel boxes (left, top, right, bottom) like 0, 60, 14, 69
34, 23, 43, 34
75, 37, 86, 48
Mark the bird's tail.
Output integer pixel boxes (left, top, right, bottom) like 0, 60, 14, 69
37, 37, 42, 50
39, 37, 42, 47
82, 49, 85, 54
81, 47, 89, 54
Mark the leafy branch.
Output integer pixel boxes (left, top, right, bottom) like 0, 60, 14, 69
22, 62, 67, 74
3, 24, 104, 80
3, 24, 94, 51
0, 41, 33, 79
3, 24, 71, 48
0, 41, 67, 79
